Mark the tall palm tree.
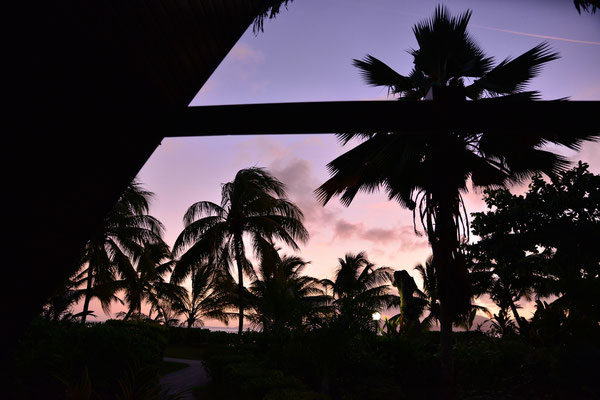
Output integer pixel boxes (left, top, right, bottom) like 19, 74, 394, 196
118, 242, 187, 321
173, 167, 308, 335
249, 252, 328, 333
322, 252, 396, 332
414, 256, 490, 331
174, 261, 231, 328
315, 6, 597, 394
78, 180, 165, 323
413, 256, 440, 330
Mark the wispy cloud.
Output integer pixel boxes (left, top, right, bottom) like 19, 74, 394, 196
331, 219, 428, 250
229, 43, 265, 63
472, 24, 600, 46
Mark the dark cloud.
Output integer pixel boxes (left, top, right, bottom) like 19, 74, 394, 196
334, 219, 361, 238
332, 220, 428, 251
359, 228, 398, 243
269, 157, 338, 229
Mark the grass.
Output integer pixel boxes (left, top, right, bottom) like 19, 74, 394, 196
159, 360, 189, 377
164, 344, 207, 360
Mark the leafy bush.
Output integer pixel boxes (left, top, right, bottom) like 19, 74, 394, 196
12, 318, 168, 399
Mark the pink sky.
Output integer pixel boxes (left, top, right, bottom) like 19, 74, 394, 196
76, 0, 600, 326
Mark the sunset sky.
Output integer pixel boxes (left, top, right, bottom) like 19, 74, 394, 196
79, 0, 599, 326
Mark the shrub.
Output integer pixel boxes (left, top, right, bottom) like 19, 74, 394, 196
12, 318, 167, 399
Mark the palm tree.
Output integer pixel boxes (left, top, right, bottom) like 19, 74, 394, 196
41, 273, 88, 322
413, 256, 441, 330
414, 256, 489, 331
173, 167, 308, 335
174, 261, 231, 328
322, 252, 395, 333
78, 180, 165, 323
315, 6, 597, 393
119, 242, 186, 321
249, 252, 328, 333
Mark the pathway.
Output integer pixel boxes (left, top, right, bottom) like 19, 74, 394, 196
160, 357, 211, 399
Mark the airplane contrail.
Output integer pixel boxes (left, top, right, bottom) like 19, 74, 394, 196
472, 24, 600, 46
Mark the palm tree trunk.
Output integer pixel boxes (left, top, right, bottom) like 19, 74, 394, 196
81, 266, 93, 324
509, 299, 526, 334
439, 301, 455, 399
429, 187, 464, 400
234, 234, 245, 337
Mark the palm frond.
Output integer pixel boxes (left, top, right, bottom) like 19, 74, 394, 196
352, 55, 415, 96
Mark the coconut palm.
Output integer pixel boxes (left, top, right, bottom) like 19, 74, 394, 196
414, 255, 489, 331
117, 241, 187, 321
173, 167, 308, 335
413, 256, 440, 330
322, 252, 395, 332
315, 6, 598, 393
249, 252, 328, 333
78, 180, 165, 323
41, 272, 89, 322
173, 261, 231, 328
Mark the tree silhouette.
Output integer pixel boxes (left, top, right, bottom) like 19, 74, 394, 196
315, 5, 598, 395
249, 250, 328, 333
470, 162, 600, 341
390, 270, 427, 333
118, 241, 185, 321
172, 261, 230, 328
173, 167, 308, 335
573, 0, 599, 14
78, 180, 165, 323
321, 252, 395, 333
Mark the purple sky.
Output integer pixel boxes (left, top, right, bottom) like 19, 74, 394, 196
79, 0, 600, 325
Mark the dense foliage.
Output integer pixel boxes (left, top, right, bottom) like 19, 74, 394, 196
468, 161, 600, 341
11, 319, 168, 399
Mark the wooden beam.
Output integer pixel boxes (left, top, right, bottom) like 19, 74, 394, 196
172, 100, 600, 136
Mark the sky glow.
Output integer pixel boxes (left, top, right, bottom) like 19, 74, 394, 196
76, 0, 600, 326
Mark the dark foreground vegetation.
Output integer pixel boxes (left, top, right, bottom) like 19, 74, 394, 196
11, 319, 168, 399
12, 321, 599, 399
16, 162, 597, 399
11, 5, 599, 399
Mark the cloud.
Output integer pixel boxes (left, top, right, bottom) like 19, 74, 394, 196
233, 137, 288, 167
334, 219, 361, 238
360, 228, 398, 243
229, 43, 265, 63
270, 157, 338, 231
330, 219, 428, 251
394, 225, 429, 252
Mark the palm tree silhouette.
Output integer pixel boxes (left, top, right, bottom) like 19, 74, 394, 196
173, 167, 308, 335
173, 261, 231, 328
118, 242, 187, 321
249, 252, 328, 333
413, 256, 489, 331
413, 256, 441, 330
315, 5, 598, 395
78, 180, 165, 323
322, 252, 395, 332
